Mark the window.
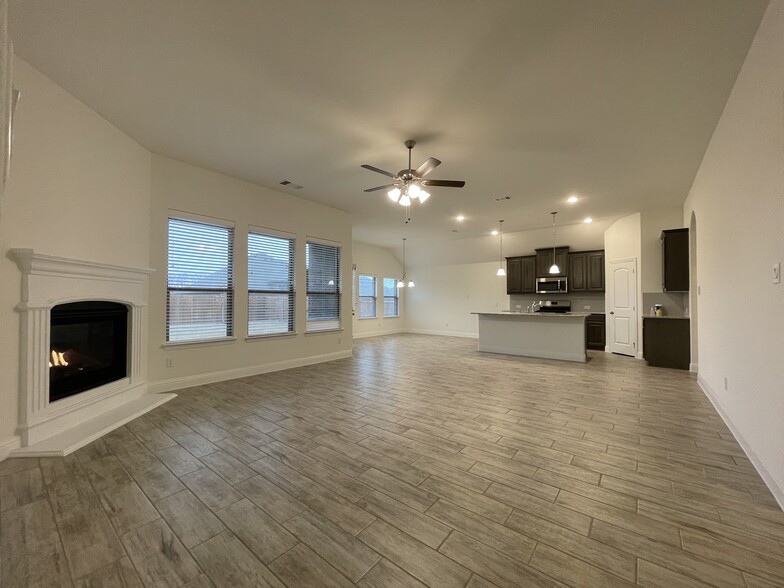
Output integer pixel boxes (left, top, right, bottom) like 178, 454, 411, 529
248, 230, 295, 336
358, 275, 376, 318
167, 217, 234, 342
306, 240, 341, 332
383, 278, 399, 318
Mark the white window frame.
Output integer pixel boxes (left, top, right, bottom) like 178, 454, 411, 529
358, 274, 377, 319
382, 277, 400, 318
166, 212, 235, 344
248, 227, 296, 338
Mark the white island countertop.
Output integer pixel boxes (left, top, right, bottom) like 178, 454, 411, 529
472, 311, 588, 362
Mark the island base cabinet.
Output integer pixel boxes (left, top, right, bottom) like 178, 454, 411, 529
643, 317, 690, 370
585, 314, 606, 350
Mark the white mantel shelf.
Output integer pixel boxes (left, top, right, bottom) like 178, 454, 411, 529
472, 311, 588, 362
8, 248, 173, 456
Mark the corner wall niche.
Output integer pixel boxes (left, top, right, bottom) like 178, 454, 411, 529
9, 249, 174, 456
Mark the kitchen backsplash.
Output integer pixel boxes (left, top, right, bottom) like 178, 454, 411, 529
642, 292, 688, 317
510, 293, 606, 313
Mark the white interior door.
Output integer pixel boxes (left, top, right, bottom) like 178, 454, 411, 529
607, 259, 637, 356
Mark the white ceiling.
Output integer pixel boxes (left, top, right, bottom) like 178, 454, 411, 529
8, 0, 768, 248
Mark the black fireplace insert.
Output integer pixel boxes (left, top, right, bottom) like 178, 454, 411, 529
49, 301, 129, 402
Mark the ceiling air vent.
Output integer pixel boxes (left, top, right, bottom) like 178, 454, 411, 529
280, 180, 303, 189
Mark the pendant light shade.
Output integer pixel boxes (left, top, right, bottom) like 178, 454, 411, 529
398, 237, 414, 287
549, 212, 560, 274
496, 220, 506, 277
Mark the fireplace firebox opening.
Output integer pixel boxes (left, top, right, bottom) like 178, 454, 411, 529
49, 301, 129, 402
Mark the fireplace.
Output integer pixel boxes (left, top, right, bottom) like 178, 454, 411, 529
50, 301, 129, 402
8, 248, 173, 455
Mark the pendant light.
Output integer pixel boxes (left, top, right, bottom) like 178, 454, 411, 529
496, 220, 506, 277
397, 238, 415, 288
549, 211, 560, 274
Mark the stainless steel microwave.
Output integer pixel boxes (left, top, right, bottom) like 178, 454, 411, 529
536, 277, 568, 294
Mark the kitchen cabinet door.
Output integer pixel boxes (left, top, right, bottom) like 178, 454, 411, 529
536, 247, 569, 278
643, 317, 690, 369
569, 253, 587, 292
521, 256, 536, 293
662, 228, 689, 292
506, 257, 522, 294
587, 251, 605, 292
585, 314, 606, 350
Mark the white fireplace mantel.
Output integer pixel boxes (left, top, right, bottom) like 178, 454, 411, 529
9, 249, 174, 456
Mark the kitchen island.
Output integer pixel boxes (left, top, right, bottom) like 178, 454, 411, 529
472, 312, 590, 362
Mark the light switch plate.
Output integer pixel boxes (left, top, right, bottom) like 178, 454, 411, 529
774, 262, 781, 284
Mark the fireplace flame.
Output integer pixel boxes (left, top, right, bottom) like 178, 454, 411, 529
49, 349, 69, 368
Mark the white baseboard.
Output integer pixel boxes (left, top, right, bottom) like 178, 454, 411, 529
0, 436, 22, 462
353, 329, 405, 340
404, 328, 478, 339
148, 350, 353, 394
698, 374, 784, 510
690, 362, 699, 373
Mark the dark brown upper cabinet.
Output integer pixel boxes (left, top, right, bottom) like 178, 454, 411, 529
535, 247, 569, 278
661, 228, 689, 292
569, 250, 605, 293
506, 256, 535, 294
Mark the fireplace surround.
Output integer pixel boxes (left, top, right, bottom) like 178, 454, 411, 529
9, 249, 174, 455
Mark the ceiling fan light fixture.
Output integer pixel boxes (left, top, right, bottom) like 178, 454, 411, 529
418, 190, 430, 203
399, 194, 412, 207
388, 187, 401, 202
408, 184, 421, 197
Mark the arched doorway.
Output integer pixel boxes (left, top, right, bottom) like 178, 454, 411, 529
689, 211, 698, 372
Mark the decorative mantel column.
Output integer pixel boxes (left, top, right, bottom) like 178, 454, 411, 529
9, 249, 173, 454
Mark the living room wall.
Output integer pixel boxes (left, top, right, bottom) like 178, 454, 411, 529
0, 58, 152, 453
683, 0, 784, 506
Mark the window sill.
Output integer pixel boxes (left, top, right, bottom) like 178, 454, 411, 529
304, 328, 344, 335
162, 337, 236, 349
358, 317, 378, 320
383, 316, 401, 319
246, 332, 298, 341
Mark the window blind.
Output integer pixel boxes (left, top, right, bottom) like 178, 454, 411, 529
306, 241, 341, 332
383, 277, 399, 317
358, 274, 376, 318
248, 231, 295, 335
167, 217, 234, 342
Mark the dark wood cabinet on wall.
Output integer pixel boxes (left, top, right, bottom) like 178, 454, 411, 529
506, 256, 535, 294
662, 228, 689, 292
569, 250, 605, 292
535, 247, 569, 278
585, 314, 606, 350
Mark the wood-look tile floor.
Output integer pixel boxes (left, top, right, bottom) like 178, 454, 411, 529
2, 334, 784, 587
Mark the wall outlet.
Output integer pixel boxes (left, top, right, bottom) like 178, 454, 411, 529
584, 305, 591, 310
166, 358, 173, 368
724, 376, 728, 391
515, 304, 521, 309
773, 262, 781, 284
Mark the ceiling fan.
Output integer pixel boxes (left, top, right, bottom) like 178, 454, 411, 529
361, 140, 466, 206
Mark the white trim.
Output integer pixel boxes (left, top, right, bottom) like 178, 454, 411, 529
690, 362, 699, 373
248, 225, 296, 240
405, 328, 478, 339
168, 208, 235, 228
698, 375, 784, 510
353, 329, 406, 340
148, 349, 353, 394
162, 337, 236, 349
0, 436, 22, 462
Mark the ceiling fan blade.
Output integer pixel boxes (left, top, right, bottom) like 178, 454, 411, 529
364, 183, 397, 193
361, 164, 396, 178
421, 179, 466, 188
414, 157, 441, 178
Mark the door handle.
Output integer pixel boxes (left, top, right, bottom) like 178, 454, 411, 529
610, 311, 614, 314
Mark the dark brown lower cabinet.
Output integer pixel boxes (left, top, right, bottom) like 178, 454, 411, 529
643, 317, 690, 370
585, 314, 605, 350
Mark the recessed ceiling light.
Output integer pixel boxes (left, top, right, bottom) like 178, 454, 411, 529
456, 215, 465, 222
567, 195, 579, 204
584, 217, 593, 223
491, 230, 499, 236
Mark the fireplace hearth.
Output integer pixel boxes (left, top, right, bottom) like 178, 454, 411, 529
50, 301, 129, 402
